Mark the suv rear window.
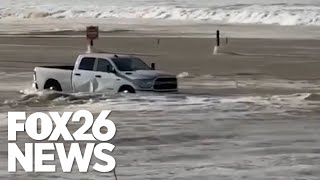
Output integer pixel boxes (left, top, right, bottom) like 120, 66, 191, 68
79, 58, 95, 71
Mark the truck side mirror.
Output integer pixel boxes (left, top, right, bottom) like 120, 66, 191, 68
107, 65, 116, 73
111, 67, 116, 73
151, 63, 155, 70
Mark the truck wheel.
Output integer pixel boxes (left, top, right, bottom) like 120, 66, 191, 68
118, 85, 135, 93
44, 79, 62, 91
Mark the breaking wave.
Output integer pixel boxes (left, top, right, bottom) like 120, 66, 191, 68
2, 89, 111, 108
2, 88, 320, 115
2, 3, 320, 26
304, 93, 320, 101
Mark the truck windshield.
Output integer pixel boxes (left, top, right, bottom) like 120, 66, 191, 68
111, 57, 151, 71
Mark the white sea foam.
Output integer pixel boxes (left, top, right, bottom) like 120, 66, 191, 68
2, 0, 320, 26
177, 72, 191, 78
56, 93, 319, 116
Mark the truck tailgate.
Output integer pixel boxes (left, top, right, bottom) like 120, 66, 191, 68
34, 67, 73, 92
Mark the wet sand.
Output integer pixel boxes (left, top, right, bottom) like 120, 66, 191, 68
0, 34, 320, 179
1, 36, 320, 79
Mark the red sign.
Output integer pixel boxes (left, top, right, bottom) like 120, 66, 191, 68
86, 26, 99, 40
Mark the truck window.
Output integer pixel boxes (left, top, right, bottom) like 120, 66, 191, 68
96, 59, 112, 72
79, 58, 95, 71
111, 57, 151, 71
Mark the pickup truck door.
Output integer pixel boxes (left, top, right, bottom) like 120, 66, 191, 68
72, 57, 97, 93
92, 58, 121, 93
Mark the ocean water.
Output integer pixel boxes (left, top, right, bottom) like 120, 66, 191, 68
1, 72, 320, 179
1, 0, 320, 26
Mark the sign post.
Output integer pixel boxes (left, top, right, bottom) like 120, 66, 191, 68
86, 26, 99, 53
213, 30, 220, 55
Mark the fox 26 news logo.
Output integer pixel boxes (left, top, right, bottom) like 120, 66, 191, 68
8, 110, 116, 173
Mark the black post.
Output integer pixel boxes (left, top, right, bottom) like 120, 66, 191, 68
151, 63, 155, 70
90, 40, 93, 46
113, 169, 118, 180
216, 30, 220, 47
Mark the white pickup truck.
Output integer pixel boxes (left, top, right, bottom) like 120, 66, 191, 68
33, 53, 178, 93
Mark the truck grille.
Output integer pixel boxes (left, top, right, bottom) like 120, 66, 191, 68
154, 78, 177, 90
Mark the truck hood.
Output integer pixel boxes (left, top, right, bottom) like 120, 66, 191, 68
119, 70, 175, 80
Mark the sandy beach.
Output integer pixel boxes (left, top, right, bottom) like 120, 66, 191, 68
1, 34, 320, 93
2, 34, 320, 78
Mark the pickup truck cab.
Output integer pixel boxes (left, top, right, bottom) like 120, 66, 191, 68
33, 53, 178, 93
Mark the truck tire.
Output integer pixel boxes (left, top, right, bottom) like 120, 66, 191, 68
118, 85, 135, 93
44, 79, 62, 91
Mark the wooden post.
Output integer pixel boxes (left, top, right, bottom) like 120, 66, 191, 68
87, 40, 93, 53
213, 30, 220, 55
216, 30, 220, 47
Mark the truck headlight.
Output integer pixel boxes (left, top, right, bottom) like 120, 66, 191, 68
135, 79, 154, 88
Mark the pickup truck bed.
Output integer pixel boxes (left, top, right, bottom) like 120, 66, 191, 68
34, 66, 74, 92
39, 66, 74, 70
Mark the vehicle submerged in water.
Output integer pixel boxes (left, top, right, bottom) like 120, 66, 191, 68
33, 53, 178, 93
